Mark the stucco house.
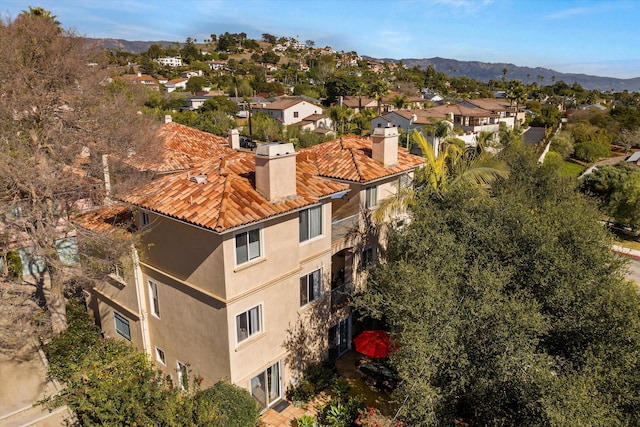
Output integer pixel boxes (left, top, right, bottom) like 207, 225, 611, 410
78, 122, 423, 414
252, 98, 324, 126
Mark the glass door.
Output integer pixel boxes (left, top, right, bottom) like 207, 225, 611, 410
251, 361, 281, 412
329, 316, 350, 359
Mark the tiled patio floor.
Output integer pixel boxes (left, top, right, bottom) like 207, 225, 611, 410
261, 351, 363, 426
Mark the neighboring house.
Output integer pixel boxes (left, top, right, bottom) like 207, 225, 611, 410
298, 113, 334, 134
338, 96, 378, 114
207, 61, 226, 71
461, 98, 524, 128
181, 70, 203, 78
121, 73, 158, 89
165, 78, 188, 93
252, 98, 324, 126
81, 124, 423, 414
155, 56, 183, 67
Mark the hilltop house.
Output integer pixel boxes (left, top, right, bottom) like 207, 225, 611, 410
79, 122, 423, 413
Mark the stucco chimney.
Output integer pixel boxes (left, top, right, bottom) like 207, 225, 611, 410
371, 125, 399, 167
228, 129, 240, 149
255, 143, 297, 202
164, 114, 172, 124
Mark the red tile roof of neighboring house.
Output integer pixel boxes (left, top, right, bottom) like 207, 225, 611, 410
298, 135, 424, 183
120, 151, 349, 233
464, 98, 511, 111
72, 202, 134, 234
124, 121, 233, 173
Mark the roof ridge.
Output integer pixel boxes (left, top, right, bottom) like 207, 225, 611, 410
214, 174, 234, 231
349, 147, 364, 182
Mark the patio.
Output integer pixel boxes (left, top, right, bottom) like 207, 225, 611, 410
260, 351, 394, 426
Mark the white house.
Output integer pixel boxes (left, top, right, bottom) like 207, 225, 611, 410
252, 98, 324, 126
155, 56, 183, 67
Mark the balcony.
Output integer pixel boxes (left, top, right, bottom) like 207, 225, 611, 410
331, 214, 359, 241
331, 280, 352, 310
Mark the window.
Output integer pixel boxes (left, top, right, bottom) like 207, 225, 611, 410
235, 228, 261, 265
176, 361, 188, 390
361, 247, 375, 268
155, 347, 166, 365
300, 269, 322, 306
149, 280, 160, 318
141, 211, 150, 227
299, 205, 322, 242
236, 305, 262, 343
365, 186, 378, 209
293, 111, 299, 118
114, 312, 131, 340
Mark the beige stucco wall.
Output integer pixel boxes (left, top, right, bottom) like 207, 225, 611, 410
138, 212, 226, 299
141, 268, 231, 387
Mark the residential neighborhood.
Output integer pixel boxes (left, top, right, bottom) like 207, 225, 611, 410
2, 5, 640, 427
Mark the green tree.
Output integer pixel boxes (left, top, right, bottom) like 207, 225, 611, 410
570, 122, 611, 162
250, 112, 280, 142
357, 147, 640, 425
200, 96, 238, 115
549, 131, 574, 159
186, 76, 207, 93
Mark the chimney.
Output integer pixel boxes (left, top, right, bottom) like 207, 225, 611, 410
255, 143, 297, 201
164, 114, 172, 124
228, 129, 240, 149
371, 125, 399, 167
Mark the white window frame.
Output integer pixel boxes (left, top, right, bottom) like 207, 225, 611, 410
300, 268, 323, 307
299, 205, 323, 243
114, 312, 131, 341
148, 280, 160, 318
236, 304, 263, 344
365, 186, 378, 209
235, 227, 262, 266
155, 346, 166, 365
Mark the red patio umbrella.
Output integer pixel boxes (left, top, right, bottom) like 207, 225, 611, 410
353, 330, 396, 358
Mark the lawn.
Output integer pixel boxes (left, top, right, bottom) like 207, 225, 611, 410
558, 160, 586, 177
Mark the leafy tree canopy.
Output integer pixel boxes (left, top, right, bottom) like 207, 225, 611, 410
355, 147, 640, 426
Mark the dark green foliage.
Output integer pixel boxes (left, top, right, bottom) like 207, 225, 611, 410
5, 251, 23, 280
355, 146, 640, 425
200, 96, 238, 115
286, 379, 315, 403
303, 359, 338, 392
197, 381, 261, 427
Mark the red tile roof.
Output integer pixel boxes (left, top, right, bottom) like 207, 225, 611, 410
120, 151, 349, 233
298, 136, 424, 183
124, 121, 234, 173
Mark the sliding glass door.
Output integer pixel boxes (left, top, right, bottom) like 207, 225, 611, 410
250, 361, 281, 412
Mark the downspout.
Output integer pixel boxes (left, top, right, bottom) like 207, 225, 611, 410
132, 246, 151, 356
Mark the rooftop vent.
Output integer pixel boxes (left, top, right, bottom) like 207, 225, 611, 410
190, 174, 208, 184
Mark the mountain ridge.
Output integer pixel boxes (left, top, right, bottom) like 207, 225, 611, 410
90, 38, 640, 92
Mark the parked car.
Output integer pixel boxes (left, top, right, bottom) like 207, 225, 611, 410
240, 137, 257, 150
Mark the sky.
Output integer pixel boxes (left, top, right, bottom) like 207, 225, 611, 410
3, 0, 640, 79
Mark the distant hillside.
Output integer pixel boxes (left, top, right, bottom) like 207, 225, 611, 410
397, 57, 640, 92
88, 38, 176, 54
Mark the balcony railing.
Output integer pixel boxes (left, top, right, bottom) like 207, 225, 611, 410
331, 280, 352, 309
331, 214, 359, 241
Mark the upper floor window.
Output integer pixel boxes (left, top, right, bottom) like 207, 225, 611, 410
300, 268, 322, 306
155, 347, 166, 365
365, 186, 378, 209
299, 205, 322, 242
148, 280, 160, 318
361, 247, 376, 268
293, 111, 299, 118
235, 228, 261, 265
236, 305, 262, 343
141, 211, 150, 227
114, 312, 131, 341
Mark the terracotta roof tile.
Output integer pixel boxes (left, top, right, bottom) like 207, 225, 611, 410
120, 151, 349, 233
124, 121, 234, 173
299, 136, 424, 183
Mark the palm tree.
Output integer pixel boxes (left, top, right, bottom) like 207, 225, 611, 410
414, 130, 509, 199
423, 120, 453, 158
368, 80, 390, 115
374, 130, 510, 222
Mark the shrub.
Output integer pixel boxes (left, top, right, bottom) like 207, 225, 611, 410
5, 251, 22, 280
197, 380, 260, 427
297, 414, 318, 427
304, 360, 337, 392
287, 379, 315, 404
317, 395, 365, 427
